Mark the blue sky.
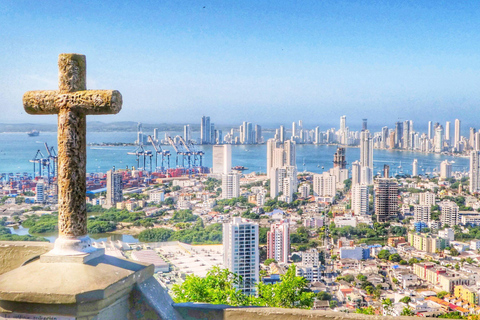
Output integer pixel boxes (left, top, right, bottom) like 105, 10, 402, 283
1, 1, 480, 129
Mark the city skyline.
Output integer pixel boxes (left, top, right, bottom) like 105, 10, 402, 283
1, 2, 480, 124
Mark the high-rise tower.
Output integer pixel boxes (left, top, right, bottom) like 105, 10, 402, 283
223, 218, 259, 295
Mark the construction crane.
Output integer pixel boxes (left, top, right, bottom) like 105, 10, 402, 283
187, 140, 204, 168
178, 136, 193, 170
147, 135, 170, 172
30, 150, 50, 179
166, 135, 190, 169
127, 145, 153, 172
44, 143, 58, 183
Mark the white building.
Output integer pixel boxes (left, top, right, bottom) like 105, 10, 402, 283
212, 145, 232, 176
412, 159, 419, 177
296, 264, 321, 282
470, 240, 480, 251
313, 172, 336, 198
334, 215, 358, 228
413, 204, 431, 223
441, 201, 459, 226
222, 172, 240, 199
329, 166, 349, 190
271, 166, 297, 203
149, 190, 164, 203
440, 160, 452, 179
351, 184, 368, 215
266, 139, 296, 179
438, 228, 455, 241
303, 217, 323, 228
360, 130, 374, 185
106, 169, 123, 208
351, 160, 361, 186
298, 183, 311, 198
470, 151, 480, 193
267, 220, 290, 264
35, 180, 45, 204
301, 248, 320, 265
223, 218, 259, 295
419, 192, 436, 206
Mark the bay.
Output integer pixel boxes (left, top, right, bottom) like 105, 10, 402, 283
0, 131, 470, 176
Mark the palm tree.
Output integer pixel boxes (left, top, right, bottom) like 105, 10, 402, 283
382, 298, 394, 315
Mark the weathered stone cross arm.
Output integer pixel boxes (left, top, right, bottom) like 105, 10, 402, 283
23, 89, 122, 115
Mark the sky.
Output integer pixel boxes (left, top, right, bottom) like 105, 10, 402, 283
1, 1, 480, 129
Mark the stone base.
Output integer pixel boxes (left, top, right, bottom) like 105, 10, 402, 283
50, 235, 97, 256
40, 247, 105, 264
0, 250, 155, 319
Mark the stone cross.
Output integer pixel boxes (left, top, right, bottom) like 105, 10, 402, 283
23, 54, 122, 254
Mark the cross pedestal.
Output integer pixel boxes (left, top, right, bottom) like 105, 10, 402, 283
0, 54, 180, 319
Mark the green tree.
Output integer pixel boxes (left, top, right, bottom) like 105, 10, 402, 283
255, 265, 315, 309
356, 306, 376, 315
401, 307, 415, 316
399, 296, 411, 304
437, 291, 449, 299
388, 253, 401, 262
172, 265, 315, 309
344, 274, 355, 283
172, 266, 249, 306
329, 300, 338, 309
449, 247, 460, 256
377, 249, 391, 260
382, 298, 393, 315
317, 291, 332, 301
264, 259, 276, 266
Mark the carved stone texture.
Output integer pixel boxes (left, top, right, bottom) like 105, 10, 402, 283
22, 54, 122, 238
58, 53, 86, 92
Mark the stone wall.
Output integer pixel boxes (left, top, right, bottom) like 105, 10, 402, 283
0, 241, 52, 275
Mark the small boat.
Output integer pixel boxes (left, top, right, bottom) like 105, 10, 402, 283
232, 166, 248, 171
27, 130, 39, 137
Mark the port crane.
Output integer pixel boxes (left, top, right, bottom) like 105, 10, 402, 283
147, 135, 170, 172
166, 135, 189, 169
182, 138, 204, 170
127, 145, 153, 172
44, 143, 58, 183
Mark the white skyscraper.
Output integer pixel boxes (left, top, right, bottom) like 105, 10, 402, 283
412, 159, 418, 177
284, 140, 296, 167
267, 220, 290, 264
314, 126, 320, 144
201, 116, 211, 144
212, 145, 232, 175
470, 151, 480, 193
359, 130, 373, 185
445, 121, 451, 145
222, 172, 240, 199
223, 218, 259, 295
184, 124, 191, 142
455, 119, 461, 151
434, 126, 444, 153
428, 121, 433, 140
35, 180, 45, 204
351, 160, 361, 186
106, 169, 123, 208
351, 184, 368, 215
